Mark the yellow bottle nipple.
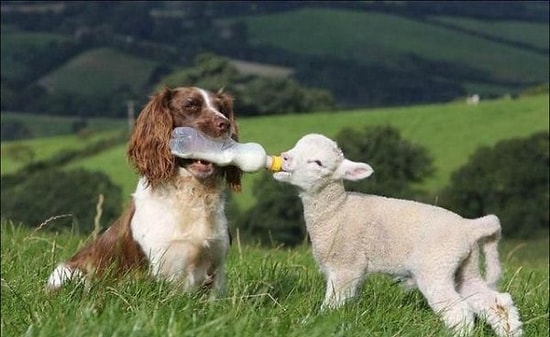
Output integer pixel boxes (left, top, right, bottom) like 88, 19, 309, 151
269, 155, 283, 172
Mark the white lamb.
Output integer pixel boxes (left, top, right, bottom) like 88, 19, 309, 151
273, 134, 523, 337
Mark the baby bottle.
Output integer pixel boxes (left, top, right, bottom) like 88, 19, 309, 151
170, 127, 282, 172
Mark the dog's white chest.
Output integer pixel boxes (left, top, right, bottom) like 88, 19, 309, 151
130, 178, 228, 280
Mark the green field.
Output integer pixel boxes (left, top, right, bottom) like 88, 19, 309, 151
430, 16, 550, 50
2, 94, 548, 210
1, 222, 548, 337
1, 112, 128, 140
244, 8, 548, 89
1, 129, 126, 175
37, 47, 158, 97
3, 7, 549, 103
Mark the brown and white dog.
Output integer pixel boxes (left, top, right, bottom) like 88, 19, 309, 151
46, 87, 242, 294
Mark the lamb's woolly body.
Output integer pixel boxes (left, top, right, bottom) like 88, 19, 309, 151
303, 187, 499, 278
275, 133, 522, 337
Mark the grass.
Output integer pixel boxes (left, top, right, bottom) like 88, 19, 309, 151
3, 7, 547, 101
1, 222, 548, 337
243, 8, 549, 85
1, 129, 125, 175
1, 112, 128, 140
37, 47, 158, 96
429, 16, 549, 51
2, 94, 548, 209
3, 8, 548, 104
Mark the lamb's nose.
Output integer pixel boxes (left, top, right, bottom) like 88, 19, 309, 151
281, 152, 292, 167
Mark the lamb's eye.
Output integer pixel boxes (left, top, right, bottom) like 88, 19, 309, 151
308, 160, 323, 167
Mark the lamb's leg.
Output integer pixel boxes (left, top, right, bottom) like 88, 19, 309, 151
457, 246, 523, 337
321, 268, 365, 310
415, 272, 474, 336
460, 280, 523, 337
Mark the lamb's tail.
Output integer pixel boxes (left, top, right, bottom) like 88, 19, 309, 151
45, 263, 84, 292
470, 214, 503, 288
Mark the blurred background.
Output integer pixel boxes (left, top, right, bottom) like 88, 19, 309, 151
1, 1, 548, 247
2, 1, 548, 120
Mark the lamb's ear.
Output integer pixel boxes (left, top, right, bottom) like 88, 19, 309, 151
335, 159, 374, 181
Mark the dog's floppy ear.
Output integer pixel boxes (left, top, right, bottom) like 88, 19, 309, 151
127, 87, 176, 187
217, 90, 242, 192
217, 89, 238, 138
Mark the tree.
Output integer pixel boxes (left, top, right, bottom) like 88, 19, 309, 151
160, 53, 335, 116
161, 52, 242, 92
336, 125, 434, 199
237, 172, 306, 247
0, 119, 32, 141
239, 77, 335, 115
439, 131, 549, 238
1, 169, 122, 233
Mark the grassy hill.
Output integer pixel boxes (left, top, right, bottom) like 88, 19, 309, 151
1, 112, 127, 140
2, 5, 548, 112
2, 93, 548, 210
243, 8, 548, 95
429, 16, 549, 50
37, 47, 158, 97
0, 27, 69, 83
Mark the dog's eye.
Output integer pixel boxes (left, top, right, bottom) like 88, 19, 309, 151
215, 100, 229, 116
184, 98, 199, 109
219, 106, 227, 116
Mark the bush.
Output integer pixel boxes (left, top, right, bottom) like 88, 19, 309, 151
161, 53, 336, 116
236, 172, 306, 247
1, 169, 122, 233
238, 76, 335, 115
440, 131, 549, 238
1, 119, 33, 141
2, 144, 35, 164
336, 125, 434, 199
